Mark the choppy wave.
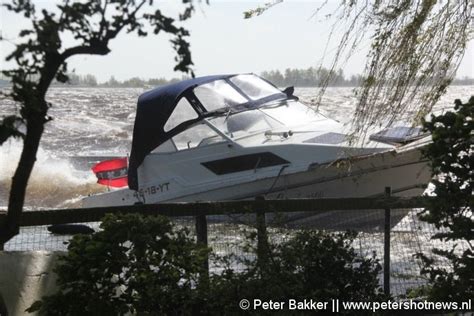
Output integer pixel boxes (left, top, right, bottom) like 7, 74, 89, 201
0, 139, 106, 209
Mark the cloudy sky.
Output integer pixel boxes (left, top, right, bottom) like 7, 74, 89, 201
1, 0, 473, 82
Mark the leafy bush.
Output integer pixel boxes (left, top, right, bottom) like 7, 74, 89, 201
27, 213, 209, 315
416, 96, 473, 301
28, 215, 385, 315
208, 230, 386, 314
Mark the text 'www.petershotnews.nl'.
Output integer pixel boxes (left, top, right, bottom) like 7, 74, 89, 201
238, 298, 472, 313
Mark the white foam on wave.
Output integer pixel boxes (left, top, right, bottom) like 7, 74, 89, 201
0, 139, 105, 208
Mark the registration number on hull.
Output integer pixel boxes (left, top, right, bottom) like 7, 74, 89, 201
133, 182, 170, 198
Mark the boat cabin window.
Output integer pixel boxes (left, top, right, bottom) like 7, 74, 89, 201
194, 80, 247, 112
230, 74, 281, 100
164, 97, 199, 132
172, 123, 225, 151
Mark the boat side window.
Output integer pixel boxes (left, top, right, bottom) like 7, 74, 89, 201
164, 97, 199, 132
194, 80, 247, 112
172, 123, 225, 151
230, 74, 281, 100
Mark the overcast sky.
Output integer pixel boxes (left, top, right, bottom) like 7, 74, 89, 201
1, 0, 473, 82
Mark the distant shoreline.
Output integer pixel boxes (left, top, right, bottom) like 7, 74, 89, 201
1, 83, 473, 89
1, 66, 473, 89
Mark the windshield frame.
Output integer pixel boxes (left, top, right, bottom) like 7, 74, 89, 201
192, 74, 287, 115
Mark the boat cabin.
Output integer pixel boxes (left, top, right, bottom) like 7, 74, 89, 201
128, 74, 333, 189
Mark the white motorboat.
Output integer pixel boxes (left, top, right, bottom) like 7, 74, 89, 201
82, 74, 431, 227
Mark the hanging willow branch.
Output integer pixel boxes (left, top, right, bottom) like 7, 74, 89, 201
347, 0, 472, 140
243, 0, 283, 19
244, 0, 473, 140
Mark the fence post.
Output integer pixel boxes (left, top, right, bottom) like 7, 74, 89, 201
195, 214, 209, 280
384, 186, 392, 296
256, 196, 269, 268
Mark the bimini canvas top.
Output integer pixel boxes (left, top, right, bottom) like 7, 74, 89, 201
128, 74, 287, 190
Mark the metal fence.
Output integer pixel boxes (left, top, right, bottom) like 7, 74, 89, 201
1, 192, 468, 297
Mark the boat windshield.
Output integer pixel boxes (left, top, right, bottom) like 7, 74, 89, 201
229, 74, 281, 100
194, 80, 247, 111
193, 74, 282, 112
164, 74, 326, 140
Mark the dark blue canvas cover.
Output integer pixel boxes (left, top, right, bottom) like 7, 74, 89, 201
128, 75, 234, 190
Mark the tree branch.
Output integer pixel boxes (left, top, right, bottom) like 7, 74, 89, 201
62, 43, 110, 60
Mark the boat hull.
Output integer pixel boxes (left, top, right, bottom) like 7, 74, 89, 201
83, 146, 430, 230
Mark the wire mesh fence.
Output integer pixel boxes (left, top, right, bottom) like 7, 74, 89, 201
1, 203, 464, 298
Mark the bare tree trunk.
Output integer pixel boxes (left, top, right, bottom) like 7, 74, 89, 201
0, 116, 44, 245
